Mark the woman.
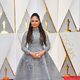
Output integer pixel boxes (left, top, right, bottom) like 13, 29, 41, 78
15, 13, 63, 80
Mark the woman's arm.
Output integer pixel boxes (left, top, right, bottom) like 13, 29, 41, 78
43, 32, 51, 53
21, 31, 31, 55
37, 32, 51, 58
21, 31, 41, 59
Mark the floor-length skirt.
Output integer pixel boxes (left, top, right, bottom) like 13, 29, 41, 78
14, 53, 63, 80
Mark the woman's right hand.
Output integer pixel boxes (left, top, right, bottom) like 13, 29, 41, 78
30, 52, 39, 59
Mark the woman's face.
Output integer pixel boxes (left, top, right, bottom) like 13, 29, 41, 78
31, 16, 40, 28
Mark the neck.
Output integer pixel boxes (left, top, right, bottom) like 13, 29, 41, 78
33, 27, 38, 29
33, 27, 39, 30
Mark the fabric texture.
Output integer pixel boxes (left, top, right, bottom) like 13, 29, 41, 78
14, 28, 63, 80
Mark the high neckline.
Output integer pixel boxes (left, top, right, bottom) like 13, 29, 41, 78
33, 27, 39, 31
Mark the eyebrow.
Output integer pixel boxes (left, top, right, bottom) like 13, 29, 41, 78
31, 20, 39, 21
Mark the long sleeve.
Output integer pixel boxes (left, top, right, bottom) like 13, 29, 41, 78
21, 31, 31, 54
43, 32, 51, 52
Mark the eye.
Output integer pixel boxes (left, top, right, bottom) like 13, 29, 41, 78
35, 20, 38, 22
31, 20, 34, 22
31, 20, 38, 22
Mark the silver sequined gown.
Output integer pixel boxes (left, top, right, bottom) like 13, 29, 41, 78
14, 28, 63, 80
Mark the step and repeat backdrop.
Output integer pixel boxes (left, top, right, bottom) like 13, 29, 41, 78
0, 0, 80, 80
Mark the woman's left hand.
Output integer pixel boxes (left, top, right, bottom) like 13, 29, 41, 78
36, 50, 45, 58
